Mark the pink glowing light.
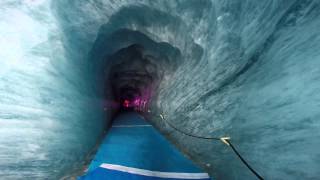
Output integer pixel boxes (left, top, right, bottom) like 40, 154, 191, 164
123, 100, 130, 108
133, 98, 140, 106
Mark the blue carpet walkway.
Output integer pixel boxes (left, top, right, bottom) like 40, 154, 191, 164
79, 112, 211, 180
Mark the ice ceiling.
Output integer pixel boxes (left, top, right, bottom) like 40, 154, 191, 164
1, 0, 320, 179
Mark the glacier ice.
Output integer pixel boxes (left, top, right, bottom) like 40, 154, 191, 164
1, 0, 320, 179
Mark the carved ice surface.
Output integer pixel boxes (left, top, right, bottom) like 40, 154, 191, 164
0, 0, 320, 179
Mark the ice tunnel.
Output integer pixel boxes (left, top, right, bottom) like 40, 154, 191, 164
1, 0, 320, 179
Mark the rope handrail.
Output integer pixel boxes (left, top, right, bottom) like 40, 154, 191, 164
158, 113, 264, 180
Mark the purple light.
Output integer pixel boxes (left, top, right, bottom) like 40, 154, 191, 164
133, 98, 140, 106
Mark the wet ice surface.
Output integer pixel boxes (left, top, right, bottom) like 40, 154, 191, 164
1, 0, 320, 179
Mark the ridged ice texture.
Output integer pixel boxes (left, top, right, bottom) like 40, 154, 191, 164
1, 0, 320, 179
0, 0, 106, 179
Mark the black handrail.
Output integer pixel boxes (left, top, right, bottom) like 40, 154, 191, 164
158, 113, 264, 180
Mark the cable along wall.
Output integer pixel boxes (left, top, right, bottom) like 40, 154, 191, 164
0, 0, 319, 179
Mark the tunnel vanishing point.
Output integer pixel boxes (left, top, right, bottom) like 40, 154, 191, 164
1, 1, 320, 179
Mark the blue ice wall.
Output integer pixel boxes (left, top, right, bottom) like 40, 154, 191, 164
1, 0, 320, 179
0, 1, 106, 179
